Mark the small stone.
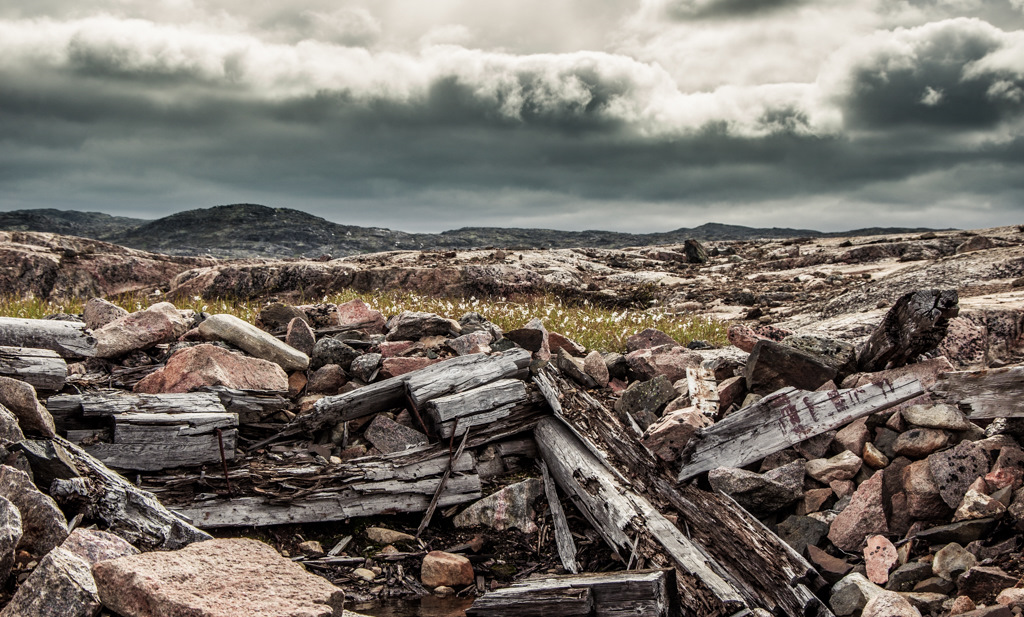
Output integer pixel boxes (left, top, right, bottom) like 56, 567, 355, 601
366, 527, 415, 545
914, 576, 956, 594
950, 607, 1012, 617
864, 535, 899, 584
727, 324, 768, 353
287, 372, 307, 397
913, 519, 998, 545
385, 311, 461, 342
0, 494, 22, 583
349, 353, 381, 382
333, 299, 386, 333
807, 545, 852, 581
803, 487, 833, 514
0, 547, 99, 617
0, 376, 55, 437
886, 561, 934, 592
453, 478, 543, 533
957, 566, 1019, 604
307, 364, 347, 395
433, 585, 455, 596
903, 459, 950, 520
894, 428, 950, 458
310, 337, 359, 372
82, 297, 129, 330
583, 350, 610, 387
256, 303, 310, 331
94, 302, 189, 359
420, 551, 474, 588
614, 375, 677, 430
745, 339, 837, 394
60, 528, 138, 565
285, 318, 316, 356
933, 542, 977, 581
548, 332, 585, 356
828, 470, 888, 551
996, 587, 1024, 608
352, 567, 377, 582
862, 591, 922, 617
807, 451, 863, 483
641, 406, 712, 462
830, 572, 886, 616
449, 331, 492, 356
709, 460, 805, 513
625, 345, 703, 383
0, 464, 68, 557
627, 328, 680, 352
864, 443, 889, 469
0, 404, 25, 445
378, 340, 414, 358
380, 357, 436, 378
134, 343, 289, 394
836, 418, 871, 457
899, 592, 947, 614
364, 414, 428, 454
781, 334, 858, 377
717, 375, 746, 411
930, 441, 990, 509
556, 349, 598, 389
954, 489, 1006, 522
297, 540, 325, 557
776, 515, 829, 554
902, 404, 972, 431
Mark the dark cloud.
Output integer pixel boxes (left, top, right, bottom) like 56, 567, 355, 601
664, 0, 805, 19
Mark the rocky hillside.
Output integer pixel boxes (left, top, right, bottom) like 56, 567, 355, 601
0, 204, 945, 259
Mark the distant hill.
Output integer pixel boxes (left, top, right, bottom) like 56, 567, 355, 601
0, 204, 947, 258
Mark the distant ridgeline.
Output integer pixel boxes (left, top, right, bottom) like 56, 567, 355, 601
0, 203, 948, 259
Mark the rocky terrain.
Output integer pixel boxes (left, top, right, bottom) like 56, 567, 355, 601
0, 224, 1022, 617
0, 204, 943, 259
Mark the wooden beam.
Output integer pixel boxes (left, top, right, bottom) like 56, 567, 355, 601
856, 289, 959, 372
687, 366, 719, 418
678, 376, 923, 482
0, 346, 66, 391
0, 317, 97, 359
86, 430, 237, 471
929, 366, 1024, 419
406, 349, 531, 408
540, 460, 579, 575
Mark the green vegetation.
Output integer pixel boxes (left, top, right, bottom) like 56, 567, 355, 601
0, 290, 727, 353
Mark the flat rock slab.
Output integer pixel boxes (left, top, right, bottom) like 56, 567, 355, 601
93, 538, 346, 617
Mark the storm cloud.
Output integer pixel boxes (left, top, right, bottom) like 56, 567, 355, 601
1, 1, 1024, 232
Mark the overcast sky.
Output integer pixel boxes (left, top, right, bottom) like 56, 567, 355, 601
2, 0, 1024, 233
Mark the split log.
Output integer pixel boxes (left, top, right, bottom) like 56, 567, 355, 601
678, 376, 923, 482
198, 386, 290, 424
0, 317, 97, 358
467, 569, 677, 617
46, 436, 212, 550
857, 289, 959, 371
298, 349, 532, 434
929, 366, 1024, 418
426, 379, 530, 438
85, 431, 236, 472
48, 391, 227, 417
0, 346, 67, 391
540, 367, 832, 617
540, 460, 579, 575
686, 366, 719, 417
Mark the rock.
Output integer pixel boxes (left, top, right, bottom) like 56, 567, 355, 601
956, 235, 995, 254
795, 430, 835, 460
745, 339, 837, 394
831, 572, 886, 616
94, 302, 189, 359
61, 528, 139, 565
894, 428, 950, 458
349, 353, 381, 382
134, 343, 289, 393
933, 542, 977, 581
836, 418, 870, 457
556, 349, 598, 389
458, 312, 502, 340
807, 545, 852, 581
902, 404, 972, 431
380, 357, 436, 378
987, 445, 1024, 491
641, 406, 713, 462
364, 414, 428, 454
708, 460, 805, 513
378, 340, 414, 358
727, 324, 768, 353
886, 561, 934, 592
453, 478, 542, 533
996, 587, 1024, 608
0, 404, 25, 444
257, 303, 310, 331
828, 470, 888, 551
288, 372, 307, 396
307, 365, 347, 395
950, 596, 977, 616
0, 464, 68, 556
420, 551, 474, 589
333, 299, 385, 333
623, 345, 699, 383
92, 538, 346, 617
717, 375, 746, 411
505, 321, 550, 359
957, 566, 1018, 604
82, 298, 129, 330
285, 318, 316, 356
614, 375, 677, 430
914, 576, 956, 594
0, 376, 56, 437
583, 350, 610, 387
776, 515, 830, 554
385, 311, 460, 342
954, 489, 1006, 522
351, 567, 376, 582
781, 334, 857, 377
0, 547, 99, 617
366, 527, 415, 545
951, 608, 1012, 617
861, 591, 922, 617
297, 540, 325, 557
449, 331, 492, 356
626, 328, 679, 352
929, 441, 990, 508
0, 495, 21, 583
683, 238, 708, 263
807, 451, 863, 483
903, 459, 951, 520
864, 443, 889, 469
548, 332, 585, 356
913, 519, 997, 545
198, 313, 309, 371
802, 487, 833, 514
864, 535, 899, 584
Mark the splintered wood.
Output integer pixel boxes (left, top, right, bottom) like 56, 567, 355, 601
929, 366, 1024, 418
0, 346, 67, 391
677, 375, 924, 481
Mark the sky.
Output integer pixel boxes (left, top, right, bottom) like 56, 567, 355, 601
2, 1, 1024, 233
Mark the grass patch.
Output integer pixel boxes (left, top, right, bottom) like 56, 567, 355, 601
0, 290, 726, 353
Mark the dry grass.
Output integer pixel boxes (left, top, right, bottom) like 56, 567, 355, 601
0, 290, 727, 353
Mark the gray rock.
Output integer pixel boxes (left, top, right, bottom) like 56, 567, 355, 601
776, 515, 829, 554
902, 404, 972, 431
683, 238, 708, 264
933, 542, 977, 581
614, 375, 677, 430
0, 376, 55, 437
957, 566, 1018, 604
0, 494, 21, 584
83, 297, 129, 330
349, 352, 381, 382
556, 349, 598, 389
0, 404, 25, 444
0, 547, 99, 617
583, 350, 610, 387
745, 339, 837, 395
458, 312, 503, 340
385, 311, 461, 341
708, 459, 805, 513
831, 572, 886, 616
257, 303, 309, 331
199, 313, 310, 371
449, 331, 493, 356
61, 528, 139, 565
626, 328, 679, 352
364, 414, 428, 454
310, 337, 359, 372
0, 464, 68, 556
861, 591, 922, 617
454, 478, 543, 533
284, 317, 316, 357
913, 519, 998, 545
929, 441, 990, 508
886, 561, 934, 592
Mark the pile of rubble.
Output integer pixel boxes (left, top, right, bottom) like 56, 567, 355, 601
0, 284, 1022, 617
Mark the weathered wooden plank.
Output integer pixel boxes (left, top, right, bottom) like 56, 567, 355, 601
929, 366, 1024, 418
0, 317, 97, 359
0, 346, 67, 391
47, 436, 212, 550
540, 460, 579, 575
113, 412, 239, 442
427, 379, 528, 423
48, 391, 227, 417
198, 386, 289, 424
468, 585, 593, 617
678, 376, 923, 482
535, 417, 745, 616
687, 366, 719, 417
86, 429, 237, 471
436, 404, 517, 438
174, 472, 482, 528
857, 289, 959, 372
468, 570, 677, 617
406, 348, 532, 408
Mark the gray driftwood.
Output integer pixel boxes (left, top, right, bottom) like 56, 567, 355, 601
49, 391, 227, 417
406, 348, 531, 408
427, 379, 530, 437
540, 460, 579, 575
857, 289, 959, 371
198, 386, 290, 424
0, 346, 67, 391
929, 366, 1024, 418
678, 376, 923, 481
467, 569, 677, 617
46, 436, 212, 550
0, 317, 97, 359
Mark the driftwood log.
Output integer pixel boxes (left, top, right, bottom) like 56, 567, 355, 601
857, 289, 959, 371
467, 569, 678, 617
0, 317, 97, 359
426, 378, 531, 438
678, 376, 924, 481
0, 346, 67, 391
929, 366, 1024, 418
